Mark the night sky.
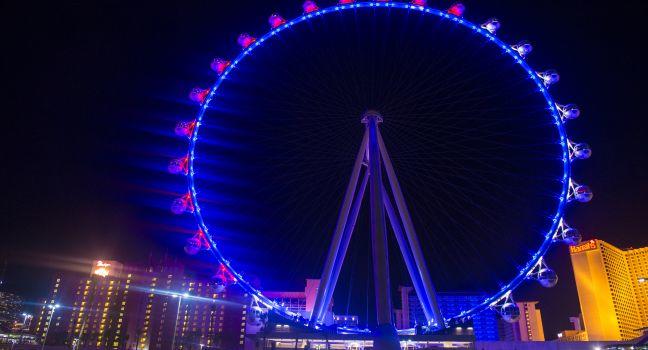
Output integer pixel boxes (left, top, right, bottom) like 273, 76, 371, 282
3, 0, 648, 339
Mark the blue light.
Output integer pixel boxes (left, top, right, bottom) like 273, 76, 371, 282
182, 1, 572, 325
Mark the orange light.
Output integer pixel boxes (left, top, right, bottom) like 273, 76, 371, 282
93, 261, 112, 277
569, 240, 597, 254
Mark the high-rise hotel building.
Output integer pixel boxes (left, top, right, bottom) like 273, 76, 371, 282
32, 260, 130, 349
32, 259, 251, 350
570, 239, 648, 341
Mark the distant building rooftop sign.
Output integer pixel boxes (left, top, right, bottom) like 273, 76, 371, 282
91, 260, 123, 278
570, 240, 598, 254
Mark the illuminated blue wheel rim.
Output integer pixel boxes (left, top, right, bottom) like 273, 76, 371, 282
184, 2, 571, 325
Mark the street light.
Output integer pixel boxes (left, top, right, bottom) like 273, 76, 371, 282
41, 304, 60, 350
171, 293, 190, 350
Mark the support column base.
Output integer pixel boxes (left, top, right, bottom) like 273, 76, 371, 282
373, 324, 400, 350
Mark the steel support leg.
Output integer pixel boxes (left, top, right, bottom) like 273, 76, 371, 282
382, 186, 435, 326
312, 111, 443, 339
377, 131, 445, 328
319, 169, 369, 322
310, 132, 368, 325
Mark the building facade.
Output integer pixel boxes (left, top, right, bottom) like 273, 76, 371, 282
394, 287, 501, 341
394, 287, 546, 341
570, 239, 648, 341
626, 246, 648, 327
507, 302, 545, 342
262, 279, 336, 325
125, 266, 250, 350
557, 315, 587, 342
32, 259, 251, 350
32, 275, 74, 347
0, 292, 21, 333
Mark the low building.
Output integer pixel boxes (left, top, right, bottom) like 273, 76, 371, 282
263, 279, 335, 325
0, 332, 39, 346
557, 330, 588, 342
557, 315, 588, 342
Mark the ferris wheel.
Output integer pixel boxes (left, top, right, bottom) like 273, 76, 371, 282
167, 0, 591, 338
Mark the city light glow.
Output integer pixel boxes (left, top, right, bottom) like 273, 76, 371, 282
92, 261, 111, 277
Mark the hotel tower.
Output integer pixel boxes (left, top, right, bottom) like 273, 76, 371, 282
570, 239, 648, 341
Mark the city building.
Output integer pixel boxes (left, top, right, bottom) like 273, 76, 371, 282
0, 291, 21, 333
500, 302, 545, 342
570, 239, 648, 341
626, 247, 648, 327
124, 263, 249, 350
0, 332, 39, 346
557, 330, 588, 342
395, 287, 546, 341
394, 286, 500, 340
557, 315, 588, 342
263, 279, 335, 325
32, 260, 130, 349
32, 259, 251, 350
0, 291, 36, 347
12, 312, 34, 332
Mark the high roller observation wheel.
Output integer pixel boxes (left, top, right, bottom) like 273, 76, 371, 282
168, 0, 593, 328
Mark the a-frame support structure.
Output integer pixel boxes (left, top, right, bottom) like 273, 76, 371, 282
309, 111, 444, 348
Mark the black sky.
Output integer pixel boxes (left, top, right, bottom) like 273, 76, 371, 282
2, 0, 648, 339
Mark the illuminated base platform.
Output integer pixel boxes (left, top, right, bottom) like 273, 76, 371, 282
246, 312, 474, 350
252, 332, 474, 350
249, 336, 643, 350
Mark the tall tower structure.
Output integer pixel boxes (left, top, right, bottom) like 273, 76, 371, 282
570, 239, 647, 341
